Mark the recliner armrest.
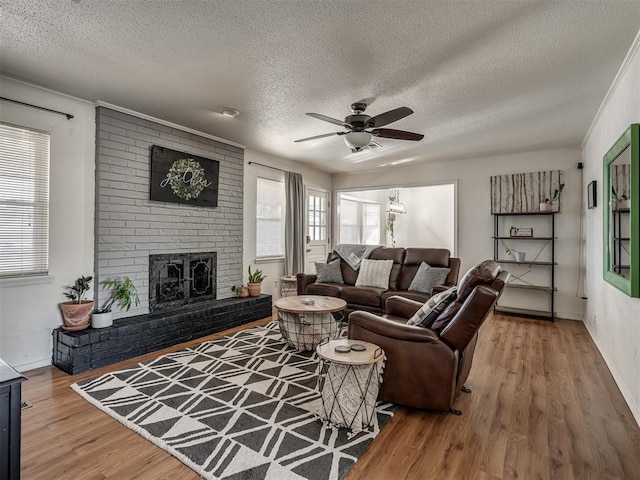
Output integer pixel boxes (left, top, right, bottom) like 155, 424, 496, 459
348, 310, 440, 343
296, 273, 317, 294
384, 295, 423, 319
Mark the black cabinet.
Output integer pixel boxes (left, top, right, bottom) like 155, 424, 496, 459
0, 359, 26, 480
493, 212, 556, 320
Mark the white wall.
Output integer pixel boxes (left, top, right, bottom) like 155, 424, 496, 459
0, 78, 95, 371
243, 149, 332, 299
392, 184, 456, 254
582, 32, 640, 424
333, 147, 585, 321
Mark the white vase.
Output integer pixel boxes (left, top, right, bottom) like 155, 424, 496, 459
91, 311, 113, 328
512, 251, 526, 263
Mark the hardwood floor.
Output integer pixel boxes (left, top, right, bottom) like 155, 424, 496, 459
20, 314, 640, 479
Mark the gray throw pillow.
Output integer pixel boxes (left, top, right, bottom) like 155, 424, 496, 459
315, 259, 344, 284
408, 262, 451, 295
406, 286, 458, 328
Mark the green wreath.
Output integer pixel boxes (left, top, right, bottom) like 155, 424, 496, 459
168, 158, 208, 200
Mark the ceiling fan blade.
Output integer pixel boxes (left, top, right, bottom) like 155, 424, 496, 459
306, 112, 351, 128
370, 128, 424, 141
294, 131, 345, 143
367, 107, 413, 128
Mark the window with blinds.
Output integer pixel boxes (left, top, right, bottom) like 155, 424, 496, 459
256, 177, 285, 258
0, 123, 50, 277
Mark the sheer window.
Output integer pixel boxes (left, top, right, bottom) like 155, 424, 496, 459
256, 177, 285, 257
339, 198, 359, 244
339, 196, 380, 244
362, 203, 381, 244
0, 123, 50, 277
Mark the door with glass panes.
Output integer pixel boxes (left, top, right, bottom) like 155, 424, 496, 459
305, 188, 330, 273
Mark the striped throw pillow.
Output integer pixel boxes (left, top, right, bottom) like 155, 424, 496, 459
406, 286, 458, 328
355, 259, 394, 289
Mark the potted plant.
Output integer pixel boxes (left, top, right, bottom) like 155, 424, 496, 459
385, 212, 397, 247
92, 276, 140, 328
504, 244, 526, 263
247, 265, 266, 297
612, 186, 630, 210
59, 275, 94, 330
540, 183, 564, 212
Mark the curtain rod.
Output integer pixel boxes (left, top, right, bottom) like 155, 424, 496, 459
248, 161, 286, 173
249, 162, 296, 173
0, 97, 74, 120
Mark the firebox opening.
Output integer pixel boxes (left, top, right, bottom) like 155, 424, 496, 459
150, 252, 217, 311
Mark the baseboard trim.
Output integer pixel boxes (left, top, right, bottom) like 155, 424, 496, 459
583, 322, 640, 428
15, 358, 51, 373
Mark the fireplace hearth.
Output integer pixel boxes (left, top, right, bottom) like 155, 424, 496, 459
150, 252, 217, 311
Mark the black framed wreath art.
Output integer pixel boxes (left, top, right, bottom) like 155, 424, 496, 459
150, 145, 219, 207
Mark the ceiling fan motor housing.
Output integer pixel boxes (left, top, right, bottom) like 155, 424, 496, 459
345, 114, 370, 131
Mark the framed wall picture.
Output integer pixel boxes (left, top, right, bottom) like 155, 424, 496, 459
510, 227, 533, 237
150, 145, 219, 207
588, 180, 597, 209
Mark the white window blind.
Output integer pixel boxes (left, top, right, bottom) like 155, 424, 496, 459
256, 177, 285, 257
0, 123, 50, 277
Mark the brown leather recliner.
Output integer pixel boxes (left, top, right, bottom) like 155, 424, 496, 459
348, 260, 509, 414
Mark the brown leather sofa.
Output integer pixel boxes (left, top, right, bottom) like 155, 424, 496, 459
296, 247, 460, 316
348, 260, 509, 414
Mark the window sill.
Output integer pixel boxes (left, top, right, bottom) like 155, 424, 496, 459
254, 256, 285, 264
0, 274, 55, 288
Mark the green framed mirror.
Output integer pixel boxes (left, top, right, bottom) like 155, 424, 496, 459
603, 124, 639, 296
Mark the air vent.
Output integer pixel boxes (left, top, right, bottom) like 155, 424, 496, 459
21, 400, 33, 410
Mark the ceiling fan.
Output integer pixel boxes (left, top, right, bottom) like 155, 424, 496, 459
294, 102, 424, 152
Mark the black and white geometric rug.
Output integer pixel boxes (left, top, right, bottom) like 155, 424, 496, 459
72, 322, 396, 480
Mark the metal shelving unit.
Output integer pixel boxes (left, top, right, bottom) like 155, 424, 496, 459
493, 212, 556, 321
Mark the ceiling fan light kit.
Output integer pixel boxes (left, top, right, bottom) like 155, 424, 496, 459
294, 103, 424, 151
344, 131, 372, 152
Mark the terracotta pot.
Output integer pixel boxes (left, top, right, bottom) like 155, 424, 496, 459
247, 282, 262, 297
539, 202, 553, 212
59, 301, 94, 330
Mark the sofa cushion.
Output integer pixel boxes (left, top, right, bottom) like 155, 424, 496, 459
398, 248, 451, 290
355, 259, 394, 289
370, 247, 406, 290
306, 282, 342, 298
408, 262, 451, 294
341, 285, 386, 308
329, 251, 359, 285
406, 287, 458, 328
315, 259, 344, 284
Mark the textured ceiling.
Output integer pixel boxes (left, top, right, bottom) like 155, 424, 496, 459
1, 1, 639, 173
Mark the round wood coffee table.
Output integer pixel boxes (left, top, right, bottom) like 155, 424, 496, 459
274, 295, 346, 351
316, 339, 385, 431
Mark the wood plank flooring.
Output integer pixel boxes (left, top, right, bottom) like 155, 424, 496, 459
19, 314, 640, 479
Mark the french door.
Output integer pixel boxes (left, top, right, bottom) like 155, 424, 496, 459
305, 187, 330, 273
